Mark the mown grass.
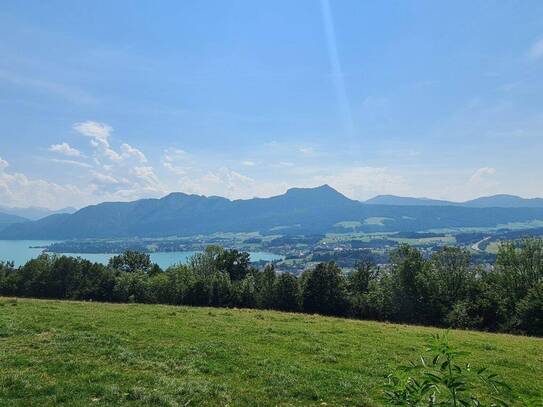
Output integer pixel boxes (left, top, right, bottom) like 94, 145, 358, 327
0, 297, 542, 406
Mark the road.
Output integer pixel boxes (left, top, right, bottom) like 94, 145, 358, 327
471, 236, 491, 252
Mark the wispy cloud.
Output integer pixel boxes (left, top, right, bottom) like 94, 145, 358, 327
49, 158, 91, 168
91, 171, 120, 185
162, 148, 191, 176
163, 162, 186, 176
74, 121, 112, 145
49, 142, 82, 157
469, 167, 496, 185
120, 143, 147, 163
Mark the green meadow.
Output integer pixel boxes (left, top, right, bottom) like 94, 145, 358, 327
1, 298, 542, 406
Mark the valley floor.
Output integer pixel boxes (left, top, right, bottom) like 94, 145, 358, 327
0, 298, 542, 406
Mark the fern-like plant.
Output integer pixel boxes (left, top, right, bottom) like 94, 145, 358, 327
384, 332, 512, 406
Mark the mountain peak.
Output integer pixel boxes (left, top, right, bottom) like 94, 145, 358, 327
285, 184, 349, 198
463, 194, 543, 208
286, 184, 337, 194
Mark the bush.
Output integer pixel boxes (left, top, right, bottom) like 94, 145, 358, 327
113, 271, 150, 303
516, 282, 543, 336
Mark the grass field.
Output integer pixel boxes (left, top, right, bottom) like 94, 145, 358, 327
1, 298, 542, 406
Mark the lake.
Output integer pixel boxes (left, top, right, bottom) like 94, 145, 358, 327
0, 240, 283, 269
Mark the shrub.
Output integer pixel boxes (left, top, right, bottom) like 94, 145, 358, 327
384, 333, 512, 406
516, 282, 543, 336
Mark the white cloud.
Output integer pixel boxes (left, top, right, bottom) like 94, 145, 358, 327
0, 158, 86, 209
177, 168, 263, 199
120, 143, 147, 163
74, 121, 124, 162
74, 121, 112, 145
2, 116, 168, 208
132, 166, 160, 187
49, 142, 82, 157
91, 171, 120, 185
74, 121, 148, 165
529, 37, 543, 60
162, 148, 191, 176
163, 161, 186, 176
49, 159, 92, 168
241, 160, 255, 166
103, 148, 122, 161
468, 167, 496, 185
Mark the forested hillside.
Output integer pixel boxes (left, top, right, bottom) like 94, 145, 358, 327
4, 185, 543, 239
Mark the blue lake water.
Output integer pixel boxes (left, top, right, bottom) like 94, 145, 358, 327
0, 240, 283, 269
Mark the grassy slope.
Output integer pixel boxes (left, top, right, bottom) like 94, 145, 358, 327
0, 298, 542, 406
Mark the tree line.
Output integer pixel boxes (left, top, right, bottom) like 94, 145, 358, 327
1, 240, 542, 336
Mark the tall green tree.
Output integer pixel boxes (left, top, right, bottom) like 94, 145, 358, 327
109, 251, 153, 274
494, 239, 543, 321
210, 272, 233, 307
255, 264, 277, 309
389, 245, 428, 323
516, 282, 543, 336
301, 262, 348, 316
417, 247, 476, 325
236, 274, 257, 308
215, 248, 251, 281
274, 272, 300, 312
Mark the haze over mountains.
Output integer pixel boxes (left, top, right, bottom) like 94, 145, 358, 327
0, 206, 77, 221
2, 185, 543, 239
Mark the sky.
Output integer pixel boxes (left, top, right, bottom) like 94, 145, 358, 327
1, 0, 543, 209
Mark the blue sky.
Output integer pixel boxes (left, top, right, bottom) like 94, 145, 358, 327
1, 0, 543, 209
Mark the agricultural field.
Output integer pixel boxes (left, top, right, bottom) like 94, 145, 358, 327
1, 298, 542, 406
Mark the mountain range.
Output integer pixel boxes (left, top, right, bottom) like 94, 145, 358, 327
2, 185, 543, 239
365, 194, 543, 208
0, 212, 29, 232
0, 205, 76, 221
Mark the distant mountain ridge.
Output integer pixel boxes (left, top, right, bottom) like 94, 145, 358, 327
0, 212, 28, 232
365, 194, 543, 208
0, 205, 77, 220
3, 185, 543, 239
364, 195, 453, 207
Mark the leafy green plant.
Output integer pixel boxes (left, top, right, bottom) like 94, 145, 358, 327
384, 332, 512, 406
